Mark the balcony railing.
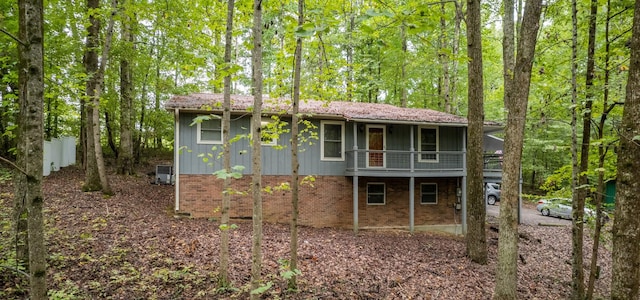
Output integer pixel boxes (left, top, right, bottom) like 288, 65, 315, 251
344, 150, 503, 176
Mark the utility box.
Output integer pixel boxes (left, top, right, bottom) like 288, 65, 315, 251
155, 165, 174, 185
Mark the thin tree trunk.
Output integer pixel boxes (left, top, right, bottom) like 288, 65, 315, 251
345, 0, 354, 101
611, 0, 640, 297
439, 3, 451, 113
587, 2, 612, 297
502, 0, 515, 111
569, 0, 585, 297
465, 0, 487, 264
250, 0, 264, 298
451, 0, 462, 114
88, 0, 117, 195
400, 23, 408, 108
118, 0, 134, 175
105, 111, 119, 158
18, 0, 46, 297
218, 0, 235, 288
289, 0, 304, 290
494, 0, 543, 298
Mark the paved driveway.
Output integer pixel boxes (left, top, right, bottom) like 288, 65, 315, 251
486, 203, 571, 226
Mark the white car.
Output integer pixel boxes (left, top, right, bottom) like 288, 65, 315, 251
536, 198, 596, 220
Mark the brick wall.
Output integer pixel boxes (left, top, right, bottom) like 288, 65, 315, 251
178, 175, 461, 229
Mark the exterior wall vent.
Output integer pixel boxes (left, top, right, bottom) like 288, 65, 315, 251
156, 165, 174, 185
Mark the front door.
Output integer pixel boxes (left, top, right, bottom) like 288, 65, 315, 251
367, 125, 386, 168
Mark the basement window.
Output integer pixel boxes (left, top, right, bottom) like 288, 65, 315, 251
367, 183, 386, 205
421, 183, 437, 204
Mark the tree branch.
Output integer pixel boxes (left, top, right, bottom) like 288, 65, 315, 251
0, 156, 28, 176
0, 265, 30, 278
0, 28, 25, 46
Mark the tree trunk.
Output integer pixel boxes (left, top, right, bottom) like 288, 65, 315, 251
250, 0, 264, 298
450, 0, 462, 114
289, 0, 304, 290
611, 1, 640, 298
345, 0, 355, 102
105, 111, 119, 157
118, 0, 134, 175
218, 0, 234, 288
569, 0, 585, 297
494, 0, 543, 298
400, 23, 408, 108
572, 0, 599, 296
18, 0, 46, 297
502, 0, 515, 111
587, 2, 613, 297
439, 3, 451, 113
84, 0, 116, 195
465, 0, 487, 265
82, 0, 102, 192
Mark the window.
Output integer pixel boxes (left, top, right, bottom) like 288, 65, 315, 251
260, 118, 278, 146
419, 126, 438, 162
197, 116, 222, 144
421, 183, 437, 204
367, 183, 386, 205
321, 121, 345, 161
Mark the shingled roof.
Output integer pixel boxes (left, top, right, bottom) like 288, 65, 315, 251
166, 93, 491, 126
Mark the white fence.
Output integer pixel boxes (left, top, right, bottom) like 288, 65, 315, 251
43, 136, 76, 176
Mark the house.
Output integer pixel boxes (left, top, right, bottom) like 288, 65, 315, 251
165, 93, 503, 234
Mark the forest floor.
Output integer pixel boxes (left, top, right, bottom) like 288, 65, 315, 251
0, 162, 613, 299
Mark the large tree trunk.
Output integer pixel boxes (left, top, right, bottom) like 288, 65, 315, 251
17, 0, 46, 297
83, 0, 116, 195
218, 0, 234, 288
494, 0, 543, 298
82, 0, 102, 192
611, 1, 640, 298
289, 0, 304, 290
118, 0, 134, 175
465, 0, 487, 264
250, 0, 264, 298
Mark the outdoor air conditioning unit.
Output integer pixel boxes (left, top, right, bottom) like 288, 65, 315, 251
155, 165, 174, 185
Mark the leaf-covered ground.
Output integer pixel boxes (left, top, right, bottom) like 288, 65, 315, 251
1, 165, 613, 299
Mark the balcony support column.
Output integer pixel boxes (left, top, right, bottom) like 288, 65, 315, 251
462, 127, 468, 235
409, 125, 415, 233
353, 122, 359, 233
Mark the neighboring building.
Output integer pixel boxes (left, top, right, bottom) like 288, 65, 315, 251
165, 93, 503, 234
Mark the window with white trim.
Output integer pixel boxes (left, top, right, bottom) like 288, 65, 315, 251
419, 126, 439, 162
321, 121, 345, 161
197, 116, 222, 144
420, 183, 437, 204
367, 183, 386, 205
260, 118, 278, 146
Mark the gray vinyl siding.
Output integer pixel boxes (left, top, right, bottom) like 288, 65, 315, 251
178, 113, 351, 176
178, 112, 463, 176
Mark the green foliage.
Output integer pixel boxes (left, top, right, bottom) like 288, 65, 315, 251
278, 259, 302, 281
250, 281, 273, 296
540, 165, 572, 196
0, 168, 11, 183
213, 165, 245, 180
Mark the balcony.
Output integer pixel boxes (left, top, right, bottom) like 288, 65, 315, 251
344, 150, 503, 179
